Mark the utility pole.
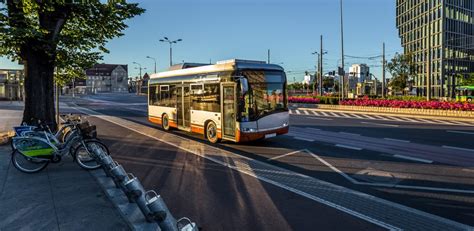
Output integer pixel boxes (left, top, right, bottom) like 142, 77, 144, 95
317, 53, 320, 95
340, 0, 345, 100
320, 35, 324, 96
426, 16, 431, 101
267, 49, 271, 64
382, 42, 386, 98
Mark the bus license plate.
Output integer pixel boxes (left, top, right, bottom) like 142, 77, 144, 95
265, 133, 276, 139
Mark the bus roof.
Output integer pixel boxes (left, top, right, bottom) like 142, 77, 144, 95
150, 59, 284, 79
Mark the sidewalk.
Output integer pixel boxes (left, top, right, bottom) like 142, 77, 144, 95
0, 102, 129, 231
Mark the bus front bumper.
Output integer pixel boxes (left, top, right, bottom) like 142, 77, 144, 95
237, 125, 289, 142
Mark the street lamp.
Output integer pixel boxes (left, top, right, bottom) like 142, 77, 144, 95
146, 56, 157, 73
159, 37, 182, 67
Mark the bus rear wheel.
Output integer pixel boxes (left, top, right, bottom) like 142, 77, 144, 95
206, 121, 220, 144
162, 114, 170, 131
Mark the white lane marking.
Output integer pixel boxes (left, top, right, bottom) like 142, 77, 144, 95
339, 132, 360, 136
447, 130, 474, 135
289, 109, 294, 114
295, 110, 301, 115
448, 121, 473, 126
359, 114, 375, 120
385, 116, 405, 122
335, 144, 362, 151
431, 119, 457, 125
399, 117, 419, 123
328, 112, 342, 117
303, 110, 310, 115
304, 127, 321, 132
414, 118, 434, 124
392, 155, 433, 164
373, 115, 390, 120
294, 137, 315, 142
339, 113, 352, 118
310, 110, 319, 116
351, 114, 364, 119
268, 149, 306, 161
306, 117, 333, 121
319, 111, 330, 117
361, 122, 399, 127
308, 150, 474, 195
442, 145, 474, 153
308, 150, 358, 184
383, 138, 410, 143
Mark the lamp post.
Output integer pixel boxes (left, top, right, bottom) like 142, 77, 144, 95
133, 62, 145, 95
146, 56, 157, 73
159, 37, 182, 67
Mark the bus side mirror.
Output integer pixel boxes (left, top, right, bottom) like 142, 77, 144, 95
241, 78, 249, 95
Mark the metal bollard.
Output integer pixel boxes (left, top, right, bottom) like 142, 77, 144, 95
145, 190, 177, 231
124, 173, 153, 222
177, 218, 198, 231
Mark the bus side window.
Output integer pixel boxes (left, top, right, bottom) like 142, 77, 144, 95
159, 85, 170, 106
149, 85, 156, 105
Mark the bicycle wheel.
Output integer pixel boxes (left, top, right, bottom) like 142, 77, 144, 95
74, 140, 110, 170
11, 150, 49, 173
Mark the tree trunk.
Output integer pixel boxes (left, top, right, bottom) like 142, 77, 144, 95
22, 50, 56, 128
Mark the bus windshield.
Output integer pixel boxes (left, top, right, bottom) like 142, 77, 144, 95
239, 70, 287, 121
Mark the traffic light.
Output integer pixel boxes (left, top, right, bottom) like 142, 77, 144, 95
338, 67, 345, 76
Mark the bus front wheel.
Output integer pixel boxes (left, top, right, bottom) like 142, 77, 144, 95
162, 114, 170, 131
206, 121, 220, 144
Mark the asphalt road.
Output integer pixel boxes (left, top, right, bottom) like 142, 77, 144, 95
61, 93, 474, 230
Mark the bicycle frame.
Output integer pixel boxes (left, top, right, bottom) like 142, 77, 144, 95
13, 127, 84, 162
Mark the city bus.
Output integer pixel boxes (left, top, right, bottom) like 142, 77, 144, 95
148, 59, 289, 143
455, 86, 474, 102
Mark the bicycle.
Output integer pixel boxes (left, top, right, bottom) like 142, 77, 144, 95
11, 118, 109, 173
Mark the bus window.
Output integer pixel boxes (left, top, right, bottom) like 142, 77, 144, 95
159, 85, 170, 106
149, 85, 159, 105
191, 83, 220, 112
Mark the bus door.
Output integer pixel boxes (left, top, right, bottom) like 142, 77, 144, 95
221, 83, 236, 140
177, 85, 191, 130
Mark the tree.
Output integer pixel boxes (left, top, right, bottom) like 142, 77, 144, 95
0, 0, 144, 126
456, 73, 474, 86
386, 53, 416, 94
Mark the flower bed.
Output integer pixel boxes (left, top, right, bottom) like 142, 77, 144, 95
339, 97, 474, 111
288, 96, 320, 104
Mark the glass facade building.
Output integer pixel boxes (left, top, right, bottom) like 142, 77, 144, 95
396, 0, 473, 97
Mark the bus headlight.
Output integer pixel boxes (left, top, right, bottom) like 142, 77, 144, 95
283, 122, 289, 127
242, 128, 257, 132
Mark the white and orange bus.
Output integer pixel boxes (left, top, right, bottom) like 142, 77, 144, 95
148, 59, 289, 143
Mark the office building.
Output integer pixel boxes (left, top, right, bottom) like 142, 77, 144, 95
396, 0, 473, 97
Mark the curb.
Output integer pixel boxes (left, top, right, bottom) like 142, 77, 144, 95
0, 132, 13, 146
90, 169, 159, 231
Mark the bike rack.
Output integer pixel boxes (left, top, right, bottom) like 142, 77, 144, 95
145, 190, 178, 231
92, 142, 199, 230
124, 173, 153, 222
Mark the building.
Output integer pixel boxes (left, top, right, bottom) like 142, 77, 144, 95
0, 69, 24, 100
396, 0, 474, 98
84, 64, 128, 93
349, 64, 371, 83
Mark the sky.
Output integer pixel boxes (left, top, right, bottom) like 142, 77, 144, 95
0, 0, 403, 82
